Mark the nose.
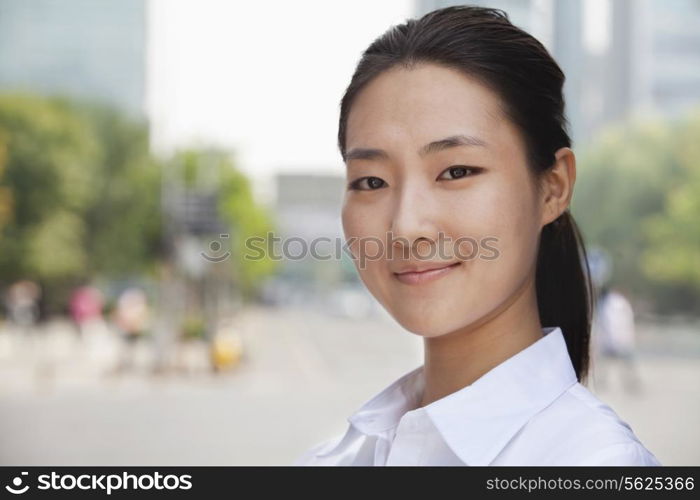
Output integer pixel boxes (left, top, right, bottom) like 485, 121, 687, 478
389, 181, 441, 260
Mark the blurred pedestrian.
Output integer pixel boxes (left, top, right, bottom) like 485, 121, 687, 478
593, 286, 643, 394
69, 284, 104, 340
110, 287, 150, 374
3, 280, 41, 335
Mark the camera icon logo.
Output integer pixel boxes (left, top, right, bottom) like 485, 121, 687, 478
201, 234, 231, 263
5, 471, 29, 494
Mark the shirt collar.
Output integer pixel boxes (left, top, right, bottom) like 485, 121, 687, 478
315, 326, 578, 465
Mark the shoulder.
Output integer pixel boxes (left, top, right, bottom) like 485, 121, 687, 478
291, 433, 345, 466
511, 383, 661, 465
576, 440, 662, 466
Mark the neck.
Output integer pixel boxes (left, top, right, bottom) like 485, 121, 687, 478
418, 272, 543, 408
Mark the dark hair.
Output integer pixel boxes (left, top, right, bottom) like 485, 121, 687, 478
337, 5, 593, 384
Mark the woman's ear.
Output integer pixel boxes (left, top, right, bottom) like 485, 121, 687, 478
540, 146, 576, 227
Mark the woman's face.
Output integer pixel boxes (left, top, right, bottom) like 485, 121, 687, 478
341, 63, 547, 337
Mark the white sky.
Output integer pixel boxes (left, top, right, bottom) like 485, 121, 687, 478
583, 0, 611, 55
147, 0, 415, 202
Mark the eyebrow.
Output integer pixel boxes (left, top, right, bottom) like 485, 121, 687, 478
344, 134, 488, 163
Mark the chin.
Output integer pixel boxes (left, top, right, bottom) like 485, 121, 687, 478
384, 296, 493, 339
388, 308, 460, 338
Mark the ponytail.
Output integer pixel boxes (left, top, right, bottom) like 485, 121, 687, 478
536, 209, 593, 384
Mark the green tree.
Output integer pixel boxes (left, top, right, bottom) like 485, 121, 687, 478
0, 93, 163, 311
0, 94, 100, 282
217, 158, 279, 300
0, 130, 12, 237
641, 112, 700, 295
71, 102, 163, 278
169, 148, 279, 300
572, 108, 700, 313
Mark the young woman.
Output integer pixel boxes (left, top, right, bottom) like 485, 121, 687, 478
293, 5, 661, 466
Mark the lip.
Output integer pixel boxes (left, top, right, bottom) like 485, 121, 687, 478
393, 261, 461, 285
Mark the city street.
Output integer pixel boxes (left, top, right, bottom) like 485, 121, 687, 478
0, 304, 698, 465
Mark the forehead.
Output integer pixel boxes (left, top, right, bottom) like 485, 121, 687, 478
346, 63, 511, 150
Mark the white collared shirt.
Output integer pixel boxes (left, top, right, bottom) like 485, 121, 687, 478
293, 326, 661, 466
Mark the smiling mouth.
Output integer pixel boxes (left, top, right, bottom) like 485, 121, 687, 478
393, 261, 462, 285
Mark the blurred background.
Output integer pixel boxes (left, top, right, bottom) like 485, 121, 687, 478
0, 0, 698, 466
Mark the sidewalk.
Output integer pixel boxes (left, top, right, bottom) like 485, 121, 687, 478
0, 306, 697, 465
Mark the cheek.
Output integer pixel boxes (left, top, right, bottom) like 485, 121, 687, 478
462, 175, 541, 294
439, 176, 536, 246
341, 199, 390, 290
341, 200, 386, 257
414, 176, 540, 333
492, 178, 541, 264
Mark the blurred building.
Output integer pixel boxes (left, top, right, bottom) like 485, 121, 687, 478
272, 173, 352, 289
0, 0, 146, 117
264, 172, 380, 317
416, 0, 700, 145
630, 0, 700, 118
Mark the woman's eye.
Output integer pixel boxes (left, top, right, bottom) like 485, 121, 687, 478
438, 166, 481, 180
348, 176, 386, 191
